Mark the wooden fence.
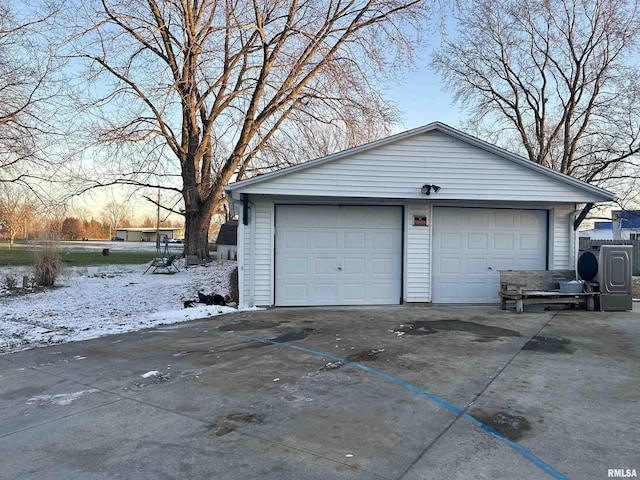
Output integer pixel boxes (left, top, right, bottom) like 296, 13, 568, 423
578, 238, 640, 276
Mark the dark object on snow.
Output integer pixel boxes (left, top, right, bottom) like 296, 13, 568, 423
184, 300, 196, 308
197, 291, 227, 306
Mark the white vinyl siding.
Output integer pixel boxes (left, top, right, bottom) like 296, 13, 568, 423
238, 206, 250, 305
243, 199, 273, 307
237, 131, 605, 204
551, 204, 575, 270
405, 203, 431, 302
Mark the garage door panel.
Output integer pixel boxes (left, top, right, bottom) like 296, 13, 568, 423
338, 207, 368, 227
276, 205, 401, 306
468, 233, 489, 250
343, 257, 366, 275
521, 211, 544, 227
371, 283, 396, 301
284, 257, 308, 275
344, 232, 366, 249
284, 284, 308, 302
469, 211, 490, 227
436, 282, 463, 300
343, 284, 365, 301
519, 234, 541, 250
439, 257, 462, 274
439, 233, 462, 249
314, 257, 338, 275
433, 207, 546, 303
466, 282, 495, 301
494, 234, 515, 250
314, 284, 337, 302
495, 211, 516, 227
517, 257, 544, 270
467, 258, 489, 274
369, 208, 400, 227
372, 257, 395, 275
284, 231, 308, 249
315, 232, 338, 249
493, 258, 516, 271
372, 232, 397, 250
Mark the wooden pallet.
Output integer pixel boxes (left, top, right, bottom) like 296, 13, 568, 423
499, 270, 598, 313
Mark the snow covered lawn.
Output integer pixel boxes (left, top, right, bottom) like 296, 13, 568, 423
0, 261, 241, 354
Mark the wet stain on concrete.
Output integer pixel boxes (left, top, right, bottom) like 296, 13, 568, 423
268, 328, 315, 344
346, 348, 385, 362
396, 320, 521, 338
472, 411, 532, 441
0, 385, 52, 401
522, 336, 575, 354
172, 350, 215, 357
237, 328, 316, 349
212, 412, 263, 437
217, 320, 280, 331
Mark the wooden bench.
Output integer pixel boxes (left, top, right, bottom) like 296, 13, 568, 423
499, 270, 598, 313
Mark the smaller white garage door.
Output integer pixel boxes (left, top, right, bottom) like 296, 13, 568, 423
432, 207, 547, 303
275, 205, 402, 306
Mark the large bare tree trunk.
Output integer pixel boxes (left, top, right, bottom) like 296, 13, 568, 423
184, 208, 213, 260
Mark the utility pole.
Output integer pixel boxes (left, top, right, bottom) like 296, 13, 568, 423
156, 188, 160, 242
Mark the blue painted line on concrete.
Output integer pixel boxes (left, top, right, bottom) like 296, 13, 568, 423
201, 328, 568, 480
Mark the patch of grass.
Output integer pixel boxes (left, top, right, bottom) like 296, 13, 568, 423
0, 247, 33, 266
59, 250, 156, 266
0, 245, 155, 267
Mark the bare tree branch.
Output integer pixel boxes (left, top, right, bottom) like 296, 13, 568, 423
65, 0, 433, 258
433, 0, 640, 192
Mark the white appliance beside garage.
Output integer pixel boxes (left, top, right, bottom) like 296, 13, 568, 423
275, 205, 402, 306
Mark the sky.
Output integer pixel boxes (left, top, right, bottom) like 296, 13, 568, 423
388, 68, 462, 132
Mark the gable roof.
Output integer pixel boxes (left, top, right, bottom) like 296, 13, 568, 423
225, 122, 615, 203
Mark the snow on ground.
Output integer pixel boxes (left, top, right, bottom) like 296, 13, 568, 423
0, 260, 244, 354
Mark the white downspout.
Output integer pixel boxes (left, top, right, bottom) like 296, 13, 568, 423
248, 202, 255, 307
235, 196, 255, 308
569, 206, 580, 271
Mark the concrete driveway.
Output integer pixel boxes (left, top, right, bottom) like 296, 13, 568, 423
0, 305, 638, 480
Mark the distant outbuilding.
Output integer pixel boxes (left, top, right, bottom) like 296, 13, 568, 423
216, 220, 238, 261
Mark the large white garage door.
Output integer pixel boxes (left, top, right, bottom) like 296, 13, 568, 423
275, 205, 402, 306
432, 207, 547, 303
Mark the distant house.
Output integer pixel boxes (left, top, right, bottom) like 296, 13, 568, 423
612, 210, 640, 240
216, 220, 238, 260
578, 211, 640, 241
579, 221, 614, 240
115, 227, 184, 242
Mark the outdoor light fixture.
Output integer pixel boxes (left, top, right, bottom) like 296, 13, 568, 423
421, 184, 441, 195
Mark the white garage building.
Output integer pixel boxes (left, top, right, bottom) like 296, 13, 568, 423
225, 122, 614, 308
